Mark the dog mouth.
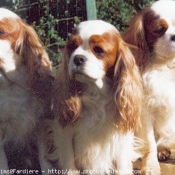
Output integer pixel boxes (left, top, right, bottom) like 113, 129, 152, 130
70, 67, 94, 83
72, 69, 89, 79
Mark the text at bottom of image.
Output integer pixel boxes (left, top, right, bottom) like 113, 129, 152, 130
0, 169, 141, 174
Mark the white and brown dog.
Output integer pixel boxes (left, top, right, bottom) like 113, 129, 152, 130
123, 0, 175, 174
40, 20, 143, 175
0, 8, 53, 172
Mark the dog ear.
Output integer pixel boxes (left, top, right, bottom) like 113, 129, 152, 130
53, 46, 83, 127
15, 20, 54, 101
114, 40, 143, 133
122, 8, 150, 70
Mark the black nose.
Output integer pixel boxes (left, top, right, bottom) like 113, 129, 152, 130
74, 55, 86, 66
171, 35, 175, 41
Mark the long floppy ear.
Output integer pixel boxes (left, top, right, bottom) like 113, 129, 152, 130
114, 40, 143, 133
15, 21, 54, 101
122, 8, 150, 70
53, 45, 83, 127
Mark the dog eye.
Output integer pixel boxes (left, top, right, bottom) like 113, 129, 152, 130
93, 46, 104, 54
154, 26, 167, 35
68, 43, 78, 52
0, 29, 4, 35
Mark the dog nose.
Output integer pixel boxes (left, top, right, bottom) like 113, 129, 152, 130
171, 35, 175, 41
74, 55, 86, 66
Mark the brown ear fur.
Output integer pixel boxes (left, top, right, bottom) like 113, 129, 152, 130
122, 7, 150, 70
53, 46, 83, 127
16, 20, 54, 102
114, 40, 143, 132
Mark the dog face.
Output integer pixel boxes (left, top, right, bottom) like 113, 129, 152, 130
55, 20, 143, 131
144, 1, 175, 58
123, 0, 175, 68
0, 8, 21, 73
0, 8, 53, 99
67, 20, 120, 86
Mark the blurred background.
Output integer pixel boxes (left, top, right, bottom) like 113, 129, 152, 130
0, 0, 155, 71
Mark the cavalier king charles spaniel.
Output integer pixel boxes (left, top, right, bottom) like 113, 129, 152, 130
123, 0, 175, 174
40, 20, 143, 175
0, 8, 53, 171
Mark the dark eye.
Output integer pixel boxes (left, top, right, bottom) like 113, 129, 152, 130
154, 26, 167, 35
68, 43, 78, 52
0, 29, 4, 35
93, 46, 104, 54
68, 39, 79, 52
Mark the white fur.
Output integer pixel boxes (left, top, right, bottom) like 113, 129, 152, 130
69, 20, 119, 89
151, 1, 175, 19
0, 40, 20, 78
0, 54, 43, 172
69, 46, 105, 83
135, 1, 175, 174
42, 20, 141, 175
45, 87, 137, 175
139, 56, 175, 175
77, 20, 119, 39
0, 68, 42, 141
122, 1, 175, 174
151, 1, 175, 58
0, 8, 19, 20
0, 8, 48, 171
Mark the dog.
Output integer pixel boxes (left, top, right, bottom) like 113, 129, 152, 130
0, 8, 53, 173
123, 1, 175, 174
40, 20, 143, 175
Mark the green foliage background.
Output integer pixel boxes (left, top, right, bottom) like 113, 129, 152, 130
6, 0, 156, 68
96, 0, 155, 32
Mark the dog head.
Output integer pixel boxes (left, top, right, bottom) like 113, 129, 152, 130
0, 8, 53, 100
123, 0, 175, 69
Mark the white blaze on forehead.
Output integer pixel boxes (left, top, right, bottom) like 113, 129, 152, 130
151, 1, 175, 20
77, 20, 119, 38
0, 8, 19, 20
